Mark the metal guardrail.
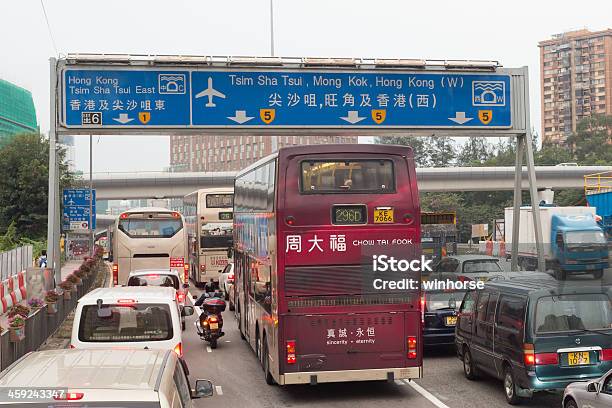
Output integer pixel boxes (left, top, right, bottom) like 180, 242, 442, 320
0, 246, 33, 280
0, 271, 97, 371
585, 171, 612, 195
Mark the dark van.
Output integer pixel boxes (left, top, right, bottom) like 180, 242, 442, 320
455, 279, 612, 404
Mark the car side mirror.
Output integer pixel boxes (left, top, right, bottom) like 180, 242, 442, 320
192, 379, 214, 398
182, 306, 194, 317
192, 295, 198, 300
587, 382, 599, 393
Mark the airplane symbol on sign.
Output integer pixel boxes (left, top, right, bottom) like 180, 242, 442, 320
195, 77, 226, 107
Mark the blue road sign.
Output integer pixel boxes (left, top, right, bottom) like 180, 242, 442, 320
63, 189, 96, 230
62, 68, 513, 129
63, 189, 96, 207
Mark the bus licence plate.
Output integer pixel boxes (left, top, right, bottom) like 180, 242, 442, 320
374, 208, 394, 223
445, 316, 457, 326
567, 352, 590, 366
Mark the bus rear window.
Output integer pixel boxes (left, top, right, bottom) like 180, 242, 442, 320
206, 194, 234, 208
78, 304, 173, 342
300, 160, 394, 193
118, 219, 182, 238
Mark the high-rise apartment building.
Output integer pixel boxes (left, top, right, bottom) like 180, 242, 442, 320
0, 79, 38, 144
538, 29, 612, 145
169, 135, 358, 172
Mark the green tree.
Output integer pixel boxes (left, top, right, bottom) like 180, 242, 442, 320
375, 136, 429, 167
457, 137, 493, 166
0, 133, 75, 241
566, 115, 612, 165
427, 136, 456, 167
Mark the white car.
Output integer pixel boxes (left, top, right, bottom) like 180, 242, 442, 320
219, 262, 234, 300
563, 369, 612, 408
71, 286, 193, 358
127, 269, 190, 330
0, 349, 213, 407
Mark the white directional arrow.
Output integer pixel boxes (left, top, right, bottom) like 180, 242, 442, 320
340, 110, 365, 124
113, 113, 133, 124
448, 112, 473, 125
227, 110, 254, 124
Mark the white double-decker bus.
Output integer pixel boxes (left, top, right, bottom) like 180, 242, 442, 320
111, 207, 189, 286
184, 188, 233, 287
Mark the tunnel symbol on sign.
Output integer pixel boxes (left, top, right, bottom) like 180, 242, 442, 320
472, 81, 505, 106
158, 74, 186, 94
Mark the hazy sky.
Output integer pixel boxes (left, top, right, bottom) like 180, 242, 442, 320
2, 0, 610, 172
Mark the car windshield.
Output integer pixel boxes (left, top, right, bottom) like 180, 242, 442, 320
425, 291, 465, 311
565, 230, 607, 245
79, 303, 173, 342
462, 260, 502, 273
127, 274, 179, 289
535, 294, 612, 334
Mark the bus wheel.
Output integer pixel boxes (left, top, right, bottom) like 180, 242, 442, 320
263, 338, 275, 385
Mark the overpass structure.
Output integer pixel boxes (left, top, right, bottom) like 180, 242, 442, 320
90, 166, 612, 200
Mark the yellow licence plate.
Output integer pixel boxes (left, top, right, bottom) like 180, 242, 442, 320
210, 323, 219, 330
445, 316, 457, 326
568, 352, 590, 366
374, 208, 394, 223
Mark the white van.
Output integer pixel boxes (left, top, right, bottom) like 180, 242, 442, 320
0, 349, 213, 407
71, 287, 193, 357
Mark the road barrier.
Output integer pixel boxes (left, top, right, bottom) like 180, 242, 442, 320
0, 256, 103, 371
0, 246, 33, 281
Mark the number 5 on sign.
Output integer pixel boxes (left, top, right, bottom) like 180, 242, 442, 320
371, 109, 386, 124
260, 108, 276, 124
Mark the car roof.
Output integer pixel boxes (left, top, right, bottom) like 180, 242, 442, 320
0, 349, 171, 389
446, 255, 500, 261
79, 286, 176, 303
129, 269, 181, 277
484, 278, 612, 297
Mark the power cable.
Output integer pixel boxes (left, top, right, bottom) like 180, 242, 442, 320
39, 0, 59, 56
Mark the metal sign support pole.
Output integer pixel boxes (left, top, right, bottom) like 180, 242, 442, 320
47, 57, 61, 284
89, 134, 94, 255
510, 135, 524, 271
525, 130, 546, 272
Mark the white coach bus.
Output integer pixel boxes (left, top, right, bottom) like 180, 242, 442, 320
183, 188, 233, 287
112, 207, 189, 286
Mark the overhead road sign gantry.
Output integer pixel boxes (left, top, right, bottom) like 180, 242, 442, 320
56, 55, 527, 136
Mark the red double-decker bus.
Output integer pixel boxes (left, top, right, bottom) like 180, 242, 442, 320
233, 144, 422, 385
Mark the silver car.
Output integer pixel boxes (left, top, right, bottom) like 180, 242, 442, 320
563, 369, 612, 408
219, 262, 234, 300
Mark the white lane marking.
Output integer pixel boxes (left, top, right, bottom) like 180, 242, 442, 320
404, 380, 450, 408
206, 346, 212, 353
394, 379, 406, 385
215, 385, 223, 396
225, 340, 231, 343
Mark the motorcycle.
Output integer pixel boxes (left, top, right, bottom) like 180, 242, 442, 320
194, 290, 226, 349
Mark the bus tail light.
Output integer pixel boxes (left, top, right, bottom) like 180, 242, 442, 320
420, 295, 426, 324
174, 343, 183, 357
184, 263, 189, 282
112, 264, 118, 285
285, 216, 295, 226
407, 336, 417, 359
119, 213, 128, 219
171, 212, 180, 218
54, 392, 84, 401
601, 349, 612, 361
286, 340, 296, 364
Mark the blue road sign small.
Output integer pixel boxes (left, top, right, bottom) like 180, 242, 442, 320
63, 189, 96, 207
61, 68, 514, 129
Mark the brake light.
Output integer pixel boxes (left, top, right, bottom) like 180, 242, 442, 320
228, 273, 234, 282
112, 264, 118, 286
119, 213, 128, 219
176, 291, 185, 303
285, 216, 295, 226
535, 353, 559, 365
287, 340, 296, 364
184, 263, 189, 282
69, 344, 75, 349
146, 274, 160, 279
117, 299, 136, 305
524, 343, 535, 366
54, 392, 84, 401
601, 349, 612, 361
403, 213, 414, 224
407, 336, 417, 359
172, 212, 180, 218
174, 343, 183, 357
207, 316, 219, 323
